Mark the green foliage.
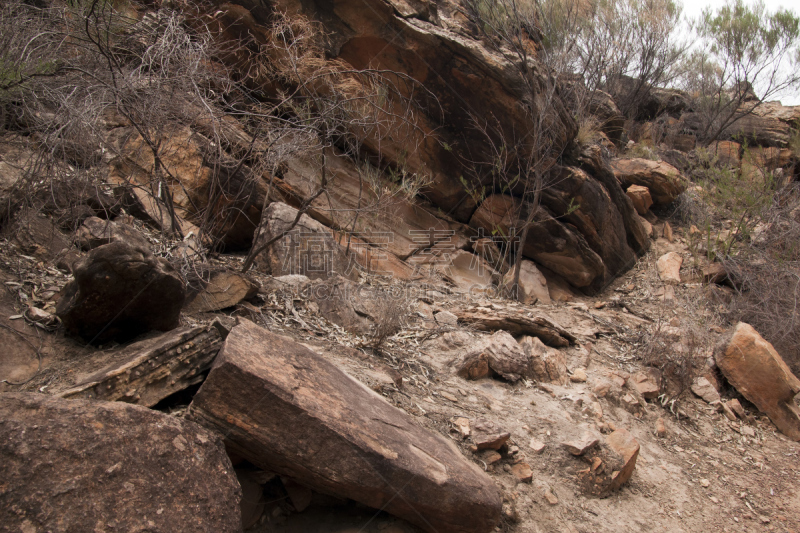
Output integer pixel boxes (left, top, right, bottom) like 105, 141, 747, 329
681, 0, 800, 143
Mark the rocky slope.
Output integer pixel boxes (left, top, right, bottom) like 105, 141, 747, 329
1, 0, 800, 532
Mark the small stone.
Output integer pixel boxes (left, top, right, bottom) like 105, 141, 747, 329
482, 451, 502, 465
529, 439, 546, 454
663, 222, 674, 242
759, 516, 770, 524
594, 301, 606, 309
434, 310, 458, 326
631, 369, 661, 400
592, 381, 611, 398
453, 417, 471, 438
591, 457, 603, 472
721, 402, 737, 421
741, 425, 756, 437
700, 479, 710, 488
561, 435, 599, 456
570, 368, 588, 383
472, 419, 511, 450
655, 417, 667, 438
727, 398, 746, 419
657, 252, 683, 284
691, 377, 721, 404
710, 496, 720, 504
510, 462, 533, 483
440, 391, 458, 403
668, 317, 680, 327
508, 445, 519, 456
543, 489, 559, 505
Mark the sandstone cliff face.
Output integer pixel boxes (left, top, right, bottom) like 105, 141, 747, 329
196, 0, 649, 292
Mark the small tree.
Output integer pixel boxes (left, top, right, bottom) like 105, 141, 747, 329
682, 0, 800, 144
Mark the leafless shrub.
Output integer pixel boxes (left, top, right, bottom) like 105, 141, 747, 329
367, 289, 414, 352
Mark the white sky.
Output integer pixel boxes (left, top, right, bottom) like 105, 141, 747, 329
680, 0, 800, 105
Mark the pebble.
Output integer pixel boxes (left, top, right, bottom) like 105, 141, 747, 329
655, 417, 667, 438
529, 439, 546, 454
440, 391, 458, 402
570, 368, 588, 383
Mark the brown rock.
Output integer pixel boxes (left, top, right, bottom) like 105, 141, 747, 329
74, 216, 151, 252
56, 326, 222, 407
454, 308, 574, 347
0, 393, 241, 532
631, 369, 661, 400
108, 125, 262, 248
521, 335, 568, 383
626, 185, 654, 215
611, 158, 687, 205
482, 450, 502, 465
703, 263, 729, 285
691, 376, 721, 404
728, 398, 746, 419
505, 259, 550, 304
657, 252, 683, 284
472, 419, 511, 451
714, 323, 800, 440
188, 319, 501, 532
603, 429, 640, 493
185, 270, 259, 313
529, 439, 546, 454
253, 202, 356, 281
708, 140, 741, 168
570, 368, 588, 383
511, 462, 533, 483
56, 241, 186, 344
655, 417, 667, 438
561, 435, 599, 456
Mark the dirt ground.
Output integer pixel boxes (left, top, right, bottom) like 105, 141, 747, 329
2, 227, 800, 533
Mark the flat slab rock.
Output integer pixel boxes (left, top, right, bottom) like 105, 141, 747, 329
188, 319, 501, 533
453, 307, 575, 347
715, 322, 800, 440
55, 326, 222, 407
0, 393, 241, 532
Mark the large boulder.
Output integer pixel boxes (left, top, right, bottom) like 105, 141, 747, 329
541, 166, 637, 285
188, 319, 502, 533
714, 322, 800, 441
576, 145, 651, 256
56, 241, 186, 344
0, 393, 241, 532
469, 195, 605, 290
611, 158, 687, 205
253, 202, 357, 281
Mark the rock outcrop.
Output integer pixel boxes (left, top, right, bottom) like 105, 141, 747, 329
0, 393, 241, 532
714, 322, 800, 441
611, 158, 687, 205
56, 241, 186, 344
188, 319, 502, 533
